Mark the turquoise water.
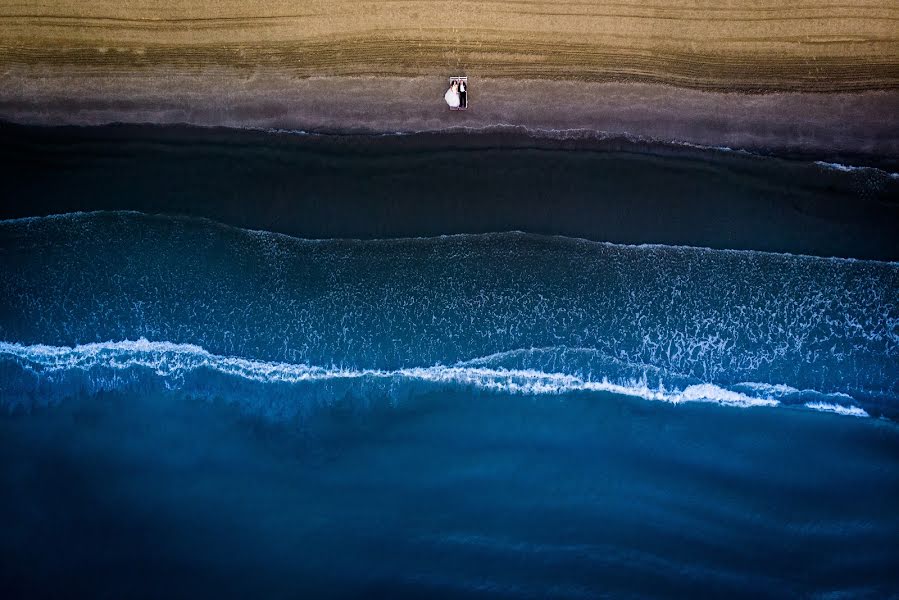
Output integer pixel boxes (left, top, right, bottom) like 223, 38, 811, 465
1, 128, 898, 598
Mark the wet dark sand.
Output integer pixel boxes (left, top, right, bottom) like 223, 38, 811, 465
2, 123, 897, 260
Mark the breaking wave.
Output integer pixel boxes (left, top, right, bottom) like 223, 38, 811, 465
3, 339, 882, 421
804, 402, 869, 418
1, 211, 895, 422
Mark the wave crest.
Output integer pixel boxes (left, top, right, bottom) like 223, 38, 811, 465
3, 339, 879, 420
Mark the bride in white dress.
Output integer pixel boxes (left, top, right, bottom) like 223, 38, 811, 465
444, 82, 461, 108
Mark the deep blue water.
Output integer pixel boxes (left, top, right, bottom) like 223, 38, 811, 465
1, 126, 898, 598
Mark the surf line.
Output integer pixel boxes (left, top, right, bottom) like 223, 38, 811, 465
1, 338, 873, 418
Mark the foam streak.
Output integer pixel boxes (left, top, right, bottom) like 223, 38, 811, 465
1, 338, 797, 411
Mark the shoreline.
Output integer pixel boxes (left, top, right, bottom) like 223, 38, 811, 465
4, 118, 899, 174
3, 121, 897, 260
1, 74, 898, 159
3, 1, 896, 158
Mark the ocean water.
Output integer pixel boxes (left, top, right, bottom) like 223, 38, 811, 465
1, 127, 898, 598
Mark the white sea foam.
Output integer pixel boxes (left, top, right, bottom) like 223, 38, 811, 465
814, 161, 899, 179
734, 383, 858, 405
0, 209, 146, 226
4, 210, 897, 267
735, 382, 800, 397
1, 338, 783, 410
804, 402, 869, 418
816, 161, 859, 173
678, 384, 776, 408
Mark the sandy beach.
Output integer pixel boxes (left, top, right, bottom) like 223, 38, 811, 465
4, 5, 899, 598
1, 1, 898, 154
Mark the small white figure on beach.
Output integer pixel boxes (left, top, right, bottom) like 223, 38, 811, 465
444, 81, 461, 108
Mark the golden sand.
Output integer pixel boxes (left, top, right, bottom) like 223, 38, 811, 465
1, 1, 897, 152
2, 0, 897, 90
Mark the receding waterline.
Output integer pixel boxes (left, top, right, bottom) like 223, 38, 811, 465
3, 210, 897, 266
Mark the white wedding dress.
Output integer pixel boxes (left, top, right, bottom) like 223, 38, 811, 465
444, 87, 461, 108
